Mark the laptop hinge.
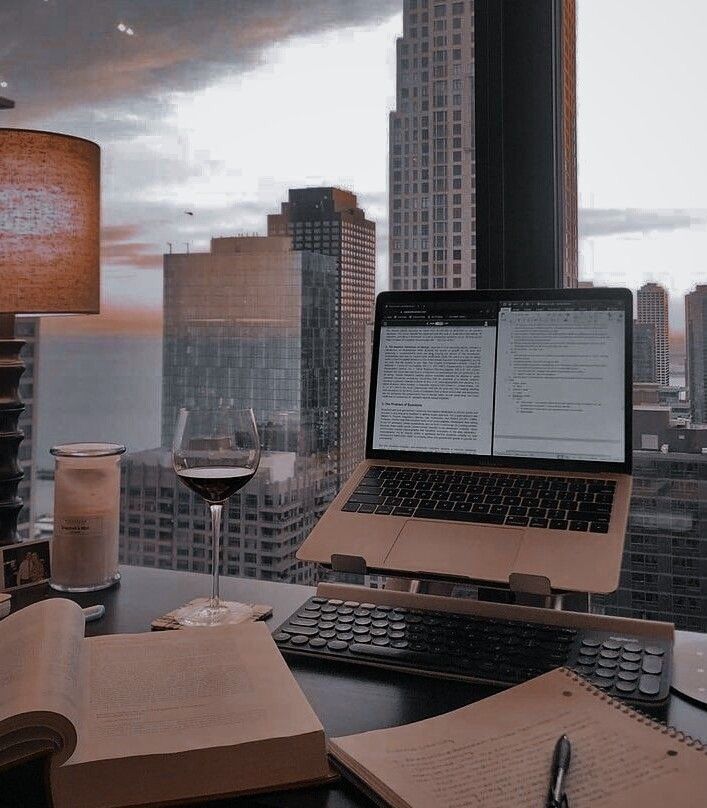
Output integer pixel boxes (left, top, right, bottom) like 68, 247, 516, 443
331, 553, 368, 576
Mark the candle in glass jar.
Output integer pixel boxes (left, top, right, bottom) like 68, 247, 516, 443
50, 443, 125, 592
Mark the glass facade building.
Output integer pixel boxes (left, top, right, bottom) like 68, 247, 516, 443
268, 188, 376, 483
389, 0, 477, 291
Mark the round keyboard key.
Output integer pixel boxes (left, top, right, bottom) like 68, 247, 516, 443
337, 607, 354, 616
337, 614, 354, 624
354, 616, 372, 625
590, 676, 612, 689
642, 656, 663, 675
371, 620, 388, 629
578, 646, 598, 657
595, 668, 615, 679
623, 641, 642, 654
354, 609, 372, 618
344, 601, 360, 608
601, 640, 621, 651
337, 632, 354, 642
621, 652, 641, 663
577, 655, 596, 667
616, 680, 637, 693
273, 632, 291, 643
361, 603, 377, 610
371, 628, 387, 637
645, 646, 664, 656
309, 637, 327, 648
388, 630, 406, 639
303, 604, 321, 613
318, 621, 335, 631
391, 640, 409, 649
319, 630, 336, 639
389, 622, 406, 632
597, 658, 617, 669
617, 670, 639, 682
372, 606, 391, 613
599, 649, 619, 660
372, 637, 390, 646
619, 661, 640, 672
639, 674, 661, 696
329, 599, 344, 606
581, 637, 601, 648
327, 640, 348, 651
371, 610, 389, 620
290, 635, 309, 646
355, 634, 371, 643
311, 597, 327, 604
321, 604, 337, 614
353, 625, 370, 635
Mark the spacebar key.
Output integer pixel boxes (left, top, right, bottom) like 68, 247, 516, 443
349, 643, 451, 669
414, 508, 505, 525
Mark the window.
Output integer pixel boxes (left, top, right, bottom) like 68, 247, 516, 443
576, 1, 707, 632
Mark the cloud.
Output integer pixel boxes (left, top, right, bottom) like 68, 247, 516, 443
1, 0, 400, 119
579, 208, 707, 238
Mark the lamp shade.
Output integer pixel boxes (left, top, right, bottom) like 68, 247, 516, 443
0, 129, 100, 314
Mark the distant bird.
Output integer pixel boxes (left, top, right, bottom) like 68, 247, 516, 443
184, 211, 194, 216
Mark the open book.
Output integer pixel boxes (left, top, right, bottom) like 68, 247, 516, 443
330, 667, 707, 808
0, 599, 332, 807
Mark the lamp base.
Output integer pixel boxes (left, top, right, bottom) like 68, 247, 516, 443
0, 315, 25, 546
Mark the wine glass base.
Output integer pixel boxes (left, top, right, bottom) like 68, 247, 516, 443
174, 600, 241, 627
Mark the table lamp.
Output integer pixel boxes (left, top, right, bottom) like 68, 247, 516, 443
0, 129, 100, 545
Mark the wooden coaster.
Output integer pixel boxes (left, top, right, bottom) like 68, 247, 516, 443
152, 598, 272, 630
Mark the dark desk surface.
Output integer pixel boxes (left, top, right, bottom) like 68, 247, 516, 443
11, 565, 707, 808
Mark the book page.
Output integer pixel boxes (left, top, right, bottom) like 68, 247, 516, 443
331, 669, 707, 808
0, 599, 86, 766
68, 621, 324, 764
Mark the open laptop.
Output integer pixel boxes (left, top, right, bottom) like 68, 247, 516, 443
297, 288, 633, 594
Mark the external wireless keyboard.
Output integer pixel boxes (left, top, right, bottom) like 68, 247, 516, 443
274, 596, 672, 708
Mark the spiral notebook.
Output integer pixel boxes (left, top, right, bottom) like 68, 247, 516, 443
329, 668, 707, 808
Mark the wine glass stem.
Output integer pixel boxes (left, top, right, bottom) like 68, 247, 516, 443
209, 503, 223, 608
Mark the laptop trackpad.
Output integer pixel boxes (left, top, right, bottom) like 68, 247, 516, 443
383, 519, 525, 583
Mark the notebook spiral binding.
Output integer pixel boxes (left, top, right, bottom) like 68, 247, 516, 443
560, 667, 706, 754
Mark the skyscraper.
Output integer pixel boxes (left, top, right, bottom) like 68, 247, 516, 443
388, 0, 477, 291
119, 447, 330, 585
268, 188, 376, 482
633, 321, 656, 383
161, 235, 339, 452
591, 405, 707, 632
388, 0, 578, 291
636, 282, 670, 385
685, 285, 707, 424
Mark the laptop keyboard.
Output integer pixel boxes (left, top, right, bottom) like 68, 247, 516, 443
342, 466, 616, 533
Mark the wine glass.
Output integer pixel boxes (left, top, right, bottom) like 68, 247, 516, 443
172, 407, 260, 626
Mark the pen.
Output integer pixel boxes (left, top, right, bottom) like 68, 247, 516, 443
547, 735, 571, 808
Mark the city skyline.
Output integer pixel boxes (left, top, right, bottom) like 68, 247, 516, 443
3, 0, 707, 339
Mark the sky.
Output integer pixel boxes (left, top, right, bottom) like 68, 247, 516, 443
2, 0, 707, 339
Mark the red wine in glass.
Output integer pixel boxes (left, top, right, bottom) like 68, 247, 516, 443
176, 467, 255, 503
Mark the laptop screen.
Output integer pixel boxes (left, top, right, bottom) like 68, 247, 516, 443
370, 292, 629, 469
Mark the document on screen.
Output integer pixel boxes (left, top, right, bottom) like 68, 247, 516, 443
372, 323, 496, 455
493, 305, 625, 462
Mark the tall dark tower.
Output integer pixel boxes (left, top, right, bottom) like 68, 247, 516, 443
268, 188, 376, 482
